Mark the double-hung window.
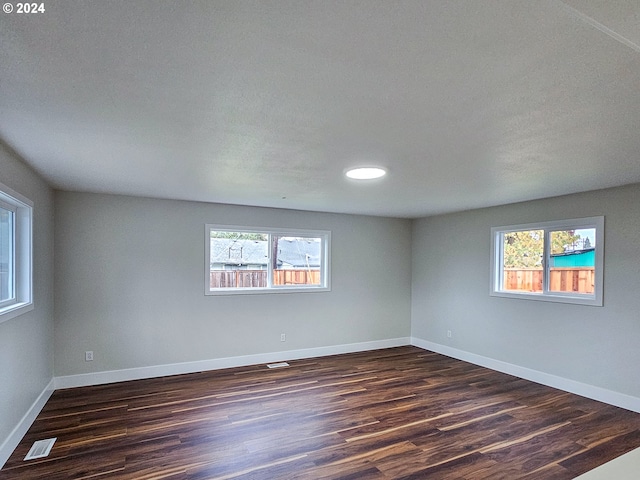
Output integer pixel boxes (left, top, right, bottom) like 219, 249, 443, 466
491, 216, 604, 306
0, 182, 33, 322
205, 225, 330, 295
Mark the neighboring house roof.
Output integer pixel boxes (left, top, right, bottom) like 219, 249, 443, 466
550, 248, 595, 268
210, 237, 321, 267
276, 237, 321, 268
550, 248, 595, 257
210, 238, 268, 265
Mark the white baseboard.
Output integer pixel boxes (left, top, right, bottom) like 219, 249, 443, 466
54, 337, 411, 390
411, 337, 640, 413
0, 378, 55, 469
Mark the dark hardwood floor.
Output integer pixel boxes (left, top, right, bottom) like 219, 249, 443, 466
2, 346, 640, 479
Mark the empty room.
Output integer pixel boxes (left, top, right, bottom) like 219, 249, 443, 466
1, 1, 640, 479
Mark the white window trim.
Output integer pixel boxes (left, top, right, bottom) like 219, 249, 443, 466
0, 181, 33, 323
490, 216, 604, 306
205, 224, 331, 295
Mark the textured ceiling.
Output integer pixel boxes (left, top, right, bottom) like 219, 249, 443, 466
1, 0, 639, 218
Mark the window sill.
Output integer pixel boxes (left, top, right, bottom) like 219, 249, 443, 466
490, 290, 602, 306
0, 301, 34, 324
206, 286, 331, 296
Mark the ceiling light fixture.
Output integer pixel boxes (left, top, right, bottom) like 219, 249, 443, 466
345, 167, 387, 180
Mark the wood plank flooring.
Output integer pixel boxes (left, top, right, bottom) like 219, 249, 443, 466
2, 346, 640, 479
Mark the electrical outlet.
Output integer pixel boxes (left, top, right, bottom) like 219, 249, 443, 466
280, 333, 286, 342
447, 330, 452, 339
85, 351, 94, 362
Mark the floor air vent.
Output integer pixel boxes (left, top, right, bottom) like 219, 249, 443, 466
267, 362, 290, 369
24, 438, 57, 461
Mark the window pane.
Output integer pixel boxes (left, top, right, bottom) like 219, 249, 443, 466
0, 206, 14, 303
549, 228, 596, 294
502, 230, 543, 292
209, 231, 268, 289
206, 225, 330, 295
491, 217, 603, 305
272, 236, 322, 286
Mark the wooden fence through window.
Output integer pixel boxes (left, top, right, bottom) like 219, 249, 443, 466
504, 267, 595, 294
210, 269, 321, 288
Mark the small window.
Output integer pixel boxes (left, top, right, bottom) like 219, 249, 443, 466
0, 182, 33, 322
491, 217, 604, 306
205, 225, 330, 295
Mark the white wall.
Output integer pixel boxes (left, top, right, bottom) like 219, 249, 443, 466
412, 183, 640, 399
54, 192, 412, 377
0, 144, 54, 460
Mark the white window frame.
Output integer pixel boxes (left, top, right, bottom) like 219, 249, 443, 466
490, 216, 604, 306
205, 224, 331, 295
0, 181, 33, 323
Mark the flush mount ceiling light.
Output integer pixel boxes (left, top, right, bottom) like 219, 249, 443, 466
344, 167, 387, 180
